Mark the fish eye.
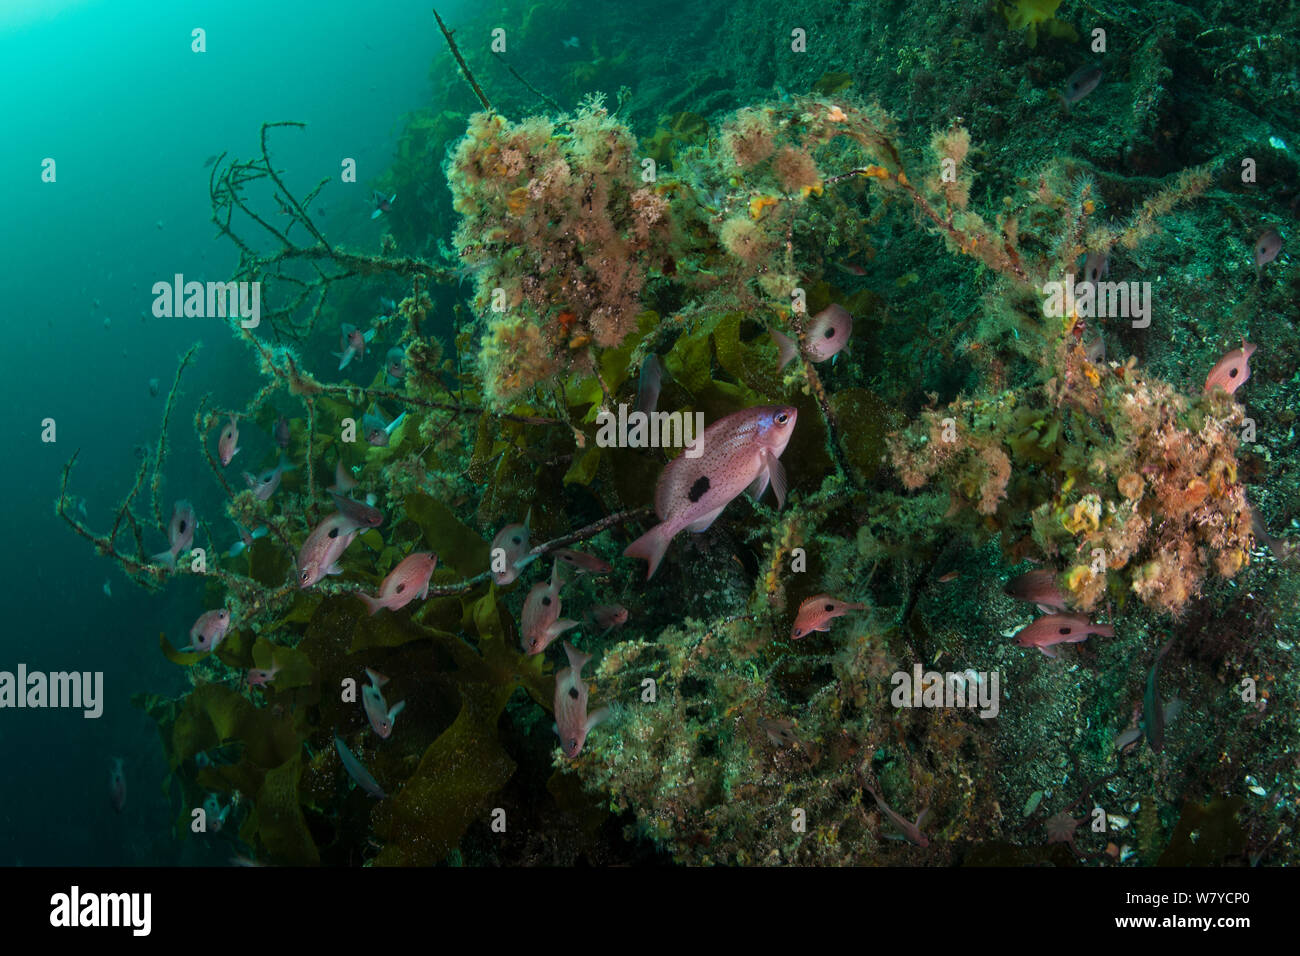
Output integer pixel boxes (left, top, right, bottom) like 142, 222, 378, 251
299, 570, 310, 583
793, 628, 802, 636
775, 412, 789, 424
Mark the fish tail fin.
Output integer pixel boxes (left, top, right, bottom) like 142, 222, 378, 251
365, 667, 388, 687
357, 592, 385, 615
388, 700, 406, 721
1093, 624, 1116, 638
152, 549, 177, 570
770, 328, 798, 370
371, 208, 383, 220
623, 522, 674, 579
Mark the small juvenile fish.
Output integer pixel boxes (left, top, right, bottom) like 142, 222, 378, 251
636, 354, 664, 416
1254, 228, 1282, 279
109, 757, 126, 813
362, 406, 405, 446
553, 548, 612, 575
243, 458, 295, 500
148, 377, 159, 397
553, 642, 609, 758
273, 414, 291, 449
297, 512, 364, 588
560, 35, 580, 49
153, 500, 196, 569
336, 323, 377, 370
370, 190, 396, 220
521, 560, 579, 656
1060, 65, 1103, 111
334, 735, 386, 798
102, 579, 112, 597
863, 783, 930, 847
625, 405, 798, 579
218, 414, 241, 466
357, 552, 437, 615
1203, 341, 1257, 396
1004, 568, 1070, 612
203, 793, 231, 832
362, 668, 405, 738
246, 662, 280, 687
791, 594, 865, 639
588, 604, 629, 634
328, 460, 358, 494
384, 347, 405, 385
189, 608, 231, 653
329, 491, 384, 528
491, 508, 533, 586
1013, 613, 1115, 658
227, 523, 268, 558
770, 304, 853, 370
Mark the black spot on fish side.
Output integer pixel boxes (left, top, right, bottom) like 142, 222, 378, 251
687, 475, 711, 503
512, 536, 522, 545
568, 687, 579, 700
328, 527, 340, 539
395, 583, 405, 593
823, 326, 835, 338
824, 604, 834, 611
1058, 627, 1073, 635
542, 596, 552, 606
1229, 367, 1239, 378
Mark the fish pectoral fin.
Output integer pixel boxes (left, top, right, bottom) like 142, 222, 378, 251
767, 451, 788, 509
686, 504, 727, 533
747, 469, 770, 502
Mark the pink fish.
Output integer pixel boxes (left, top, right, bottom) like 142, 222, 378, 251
356, 552, 437, 615
770, 304, 853, 369
624, 405, 797, 579
296, 512, 364, 588
189, 608, 231, 652
109, 757, 126, 813
371, 190, 396, 219
247, 663, 280, 687
491, 508, 533, 586
152, 499, 196, 569
1203, 341, 1257, 396
243, 458, 294, 501
553, 547, 612, 575
521, 560, 578, 656
1013, 613, 1115, 658
328, 460, 358, 494
362, 668, 405, 738
218, 414, 241, 466
863, 783, 930, 847
588, 604, 629, 634
1254, 228, 1282, 279
553, 642, 609, 758
329, 491, 384, 529
790, 594, 866, 639
335, 323, 376, 370
1004, 568, 1070, 612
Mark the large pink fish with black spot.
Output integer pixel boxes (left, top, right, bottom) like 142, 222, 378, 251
624, 405, 797, 579
153, 500, 196, 569
1203, 341, 1257, 396
296, 512, 365, 588
356, 552, 438, 615
553, 642, 609, 758
770, 304, 853, 369
1013, 613, 1114, 658
521, 559, 578, 656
